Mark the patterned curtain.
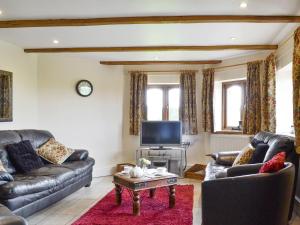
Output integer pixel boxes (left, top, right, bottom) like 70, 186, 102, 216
293, 27, 300, 154
129, 71, 147, 135
261, 53, 276, 132
201, 68, 214, 132
243, 61, 262, 134
0, 72, 12, 119
180, 71, 198, 135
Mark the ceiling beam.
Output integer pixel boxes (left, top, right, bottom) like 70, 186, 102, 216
99, 60, 222, 65
1, 15, 300, 28
24, 45, 278, 53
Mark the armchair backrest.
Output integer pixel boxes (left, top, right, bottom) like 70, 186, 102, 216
251, 131, 296, 163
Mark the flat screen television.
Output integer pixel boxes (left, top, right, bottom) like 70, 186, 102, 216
140, 121, 182, 148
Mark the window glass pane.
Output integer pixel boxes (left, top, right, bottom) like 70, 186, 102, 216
226, 85, 242, 127
147, 88, 163, 120
168, 88, 180, 121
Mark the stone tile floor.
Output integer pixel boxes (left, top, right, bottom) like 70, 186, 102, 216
26, 176, 299, 225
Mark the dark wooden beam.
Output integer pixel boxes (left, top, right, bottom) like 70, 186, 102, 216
24, 45, 278, 53
1, 15, 300, 28
100, 60, 222, 65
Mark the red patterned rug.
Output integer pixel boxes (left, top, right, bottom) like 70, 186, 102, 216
72, 185, 194, 225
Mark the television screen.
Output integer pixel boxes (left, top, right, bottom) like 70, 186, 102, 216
141, 121, 182, 146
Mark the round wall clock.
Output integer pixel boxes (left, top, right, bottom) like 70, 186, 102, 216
76, 80, 93, 97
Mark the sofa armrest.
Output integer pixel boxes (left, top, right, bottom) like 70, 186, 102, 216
0, 204, 27, 225
0, 171, 14, 182
227, 163, 263, 177
207, 151, 240, 166
66, 149, 89, 162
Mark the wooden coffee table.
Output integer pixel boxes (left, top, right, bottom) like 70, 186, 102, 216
113, 173, 178, 216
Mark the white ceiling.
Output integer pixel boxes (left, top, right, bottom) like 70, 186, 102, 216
0, 0, 299, 62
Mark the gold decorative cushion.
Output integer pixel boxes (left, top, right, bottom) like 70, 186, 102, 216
0, 161, 6, 172
232, 145, 255, 166
37, 138, 74, 164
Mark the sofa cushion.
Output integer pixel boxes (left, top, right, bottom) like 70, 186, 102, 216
232, 145, 254, 166
0, 175, 57, 199
16, 130, 53, 149
0, 131, 22, 174
249, 143, 269, 164
37, 138, 74, 165
66, 150, 89, 162
263, 135, 294, 162
259, 152, 286, 173
6, 141, 44, 173
61, 158, 95, 176
25, 165, 75, 185
251, 131, 274, 146
0, 165, 75, 200
0, 161, 7, 172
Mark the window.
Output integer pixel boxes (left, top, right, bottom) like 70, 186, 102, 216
222, 80, 246, 130
276, 63, 293, 134
147, 85, 180, 121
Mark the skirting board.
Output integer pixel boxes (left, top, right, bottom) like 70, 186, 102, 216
92, 165, 116, 177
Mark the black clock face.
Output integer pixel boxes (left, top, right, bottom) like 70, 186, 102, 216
76, 80, 93, 97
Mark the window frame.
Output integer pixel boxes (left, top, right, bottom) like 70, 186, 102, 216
222, 80, 246, 131
147, 84, 180, 121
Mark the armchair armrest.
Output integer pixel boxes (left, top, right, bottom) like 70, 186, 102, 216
207, 151, 240, 166
66, 149, 89, 162
227, 163, 263, 177
0, 204, 27, 225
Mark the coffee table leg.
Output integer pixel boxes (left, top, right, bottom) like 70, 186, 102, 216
149, 188, 156, 198
133, 191, 140, 216
115, 184, 122, 205
169, 185, 176, 208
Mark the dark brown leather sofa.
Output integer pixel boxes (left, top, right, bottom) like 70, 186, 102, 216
0, 129, 95, 222
202, 131, 299, 225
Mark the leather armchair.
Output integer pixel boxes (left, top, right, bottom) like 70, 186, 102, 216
202, 162, 295, 225
205, 132, 299, 220
0, 204, 27, 225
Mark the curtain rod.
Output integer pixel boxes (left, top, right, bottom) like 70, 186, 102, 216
213, 60, 264, 71
128, 60, 266, 73
213, 62, 247, 70
128, 70, 199, 73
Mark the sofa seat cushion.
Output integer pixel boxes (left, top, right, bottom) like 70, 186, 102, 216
0, 166, 75, 199
0, 175, 57, 199
61, 158, 95, 176
26, 165, 75, 183
205, 162, 229, 181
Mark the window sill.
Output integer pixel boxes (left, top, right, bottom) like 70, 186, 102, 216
213, 130, 244, 135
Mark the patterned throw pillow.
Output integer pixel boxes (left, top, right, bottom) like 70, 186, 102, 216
232, 145, 255, 166
37, 138, 74, 164
0, 160, 6, 172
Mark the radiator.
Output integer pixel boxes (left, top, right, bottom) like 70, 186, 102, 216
210, 134, 251, 153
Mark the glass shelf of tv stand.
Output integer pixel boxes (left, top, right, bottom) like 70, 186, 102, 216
136, 147, 186, 177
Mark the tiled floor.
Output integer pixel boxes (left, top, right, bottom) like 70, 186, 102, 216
26, 176, 299, 225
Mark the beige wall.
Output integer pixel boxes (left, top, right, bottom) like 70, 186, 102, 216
0, 25, 296, 173
0, 40, 38, 130
37, 54, 124, 176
